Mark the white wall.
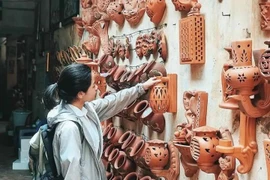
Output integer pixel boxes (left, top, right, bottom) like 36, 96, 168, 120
54, 0, 269, 179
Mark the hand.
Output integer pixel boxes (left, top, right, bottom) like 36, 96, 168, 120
142, 77, 162, 91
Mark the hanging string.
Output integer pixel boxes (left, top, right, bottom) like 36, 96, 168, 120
111, 23, 167, 39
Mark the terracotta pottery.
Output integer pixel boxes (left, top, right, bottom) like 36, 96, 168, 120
118, 131, 135, 148
103, 122, 113, 141
106, 171, 114, 180
140, 106, 165, 133
108, 149, 125, 166
82, 34, 100, 56
107, 127, 124, 146
97, 0, 111, 12
114, 152, 137, 175
125, 37, 131, 59
129, 139, 149, 169
104, 144, 115, 160
80, 0, 92, 9
173, 143, 198, 177
190, 126, 222, 167
143, 60, 167, 77
120, 0, 146, 26
81, 6, 101, 26
149, 76, 169, 113
179, 14, 205, 64
72, 16, 84, 26
135, 35, 144, 59
173, 123, 192, 145
264, 139, 270, 180
122, 135, 142, 157
106, 65, 121, 91
158, 31, 168, 62
133, 100, 149, 119
98, 54, 116, 73
87, 19, 110, 54
124, 172, 139, 180
122, 99, 138, 121
112, 176, 123, 180
171, 0, 197, 12
145, 0, 166, 25
140, 176, 153, 180
224, 40, 262, 95
117, 42, 126, 60
260, 2, 270, 31
258, 41, 270, 80
113, 65, 127, 82
141, 34, 151, 57
219, 48, 239, 110
144, 140, 169, 170
216, 112, 258, 174
118, 70, 132, 90
107, 1, 125, 26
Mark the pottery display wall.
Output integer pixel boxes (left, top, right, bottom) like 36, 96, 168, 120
52, 0, 270, 179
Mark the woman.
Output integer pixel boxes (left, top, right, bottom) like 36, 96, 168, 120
43, 63, 160, 180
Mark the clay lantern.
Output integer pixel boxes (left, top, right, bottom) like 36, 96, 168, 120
190, 126, 222, 167
149, 74, 177, 113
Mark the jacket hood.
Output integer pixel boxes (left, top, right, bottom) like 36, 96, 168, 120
47, 101, 78, 127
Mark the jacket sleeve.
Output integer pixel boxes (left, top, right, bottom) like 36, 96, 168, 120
88, 83, 146, 121
55, 121, 82, 180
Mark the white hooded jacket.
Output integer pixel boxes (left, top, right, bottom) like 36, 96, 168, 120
46, 84, 146, 180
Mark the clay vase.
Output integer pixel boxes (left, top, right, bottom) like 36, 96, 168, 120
108, 149, 125, 166
149, 77, 170, 113
118, 131, 135, 148
114, 152, 137, 175
107, 1, 125, 26
98, 54, 115, 73
144, 139, 169, 170
120, 132, 142, 156
124, 172, 139, 180
145, 0, 166, 25
129, 139, 149, 169
140, 106, 165, 133
224, 40, 262, 96
107, 127, 124, 146
133, 100, 150, 119
190, 126, 222, 167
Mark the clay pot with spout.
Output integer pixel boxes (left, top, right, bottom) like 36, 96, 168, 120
144, 139, 169, 170
140, 106, 165, 133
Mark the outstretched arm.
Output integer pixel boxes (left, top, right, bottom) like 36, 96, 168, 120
88, 77, 161, 121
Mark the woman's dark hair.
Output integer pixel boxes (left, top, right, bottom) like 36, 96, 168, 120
43, 63, 92, 110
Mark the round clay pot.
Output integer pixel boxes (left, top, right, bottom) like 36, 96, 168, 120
106, 171, 114, 180
114, 152, 136, 175
123, 172, 139, 180
144, 139, 169, 170
108, 148, 120, 165
107, 127, 124, 146
133, 100, 149, 119
190, 126, 222, 167
104, 144, 115, 161
103, 123, 113, 141
129, 139, 149, 169
118, 131, 135, 148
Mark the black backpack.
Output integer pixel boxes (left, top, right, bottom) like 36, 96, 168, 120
29, 122, 83, 180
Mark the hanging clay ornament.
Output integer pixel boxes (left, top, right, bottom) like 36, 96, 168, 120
171, 0, 197, 12
80, 0, 92, 9
158, 31, 168, 61
97, 0, 111, 12
82, 34, 101, 56
125, 37, 131, 59
120, 0, 146, 26
107, 1, 125, 26
146, 0, 166, 25
135, 35, 144, 59
81, 5, 101, 26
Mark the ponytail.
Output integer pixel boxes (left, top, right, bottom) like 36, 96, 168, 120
43, 83, 59, 110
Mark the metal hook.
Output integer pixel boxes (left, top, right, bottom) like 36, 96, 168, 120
222, 12, 231, 17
